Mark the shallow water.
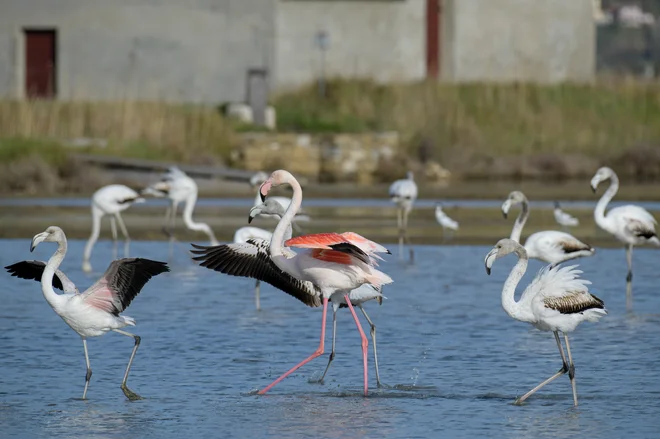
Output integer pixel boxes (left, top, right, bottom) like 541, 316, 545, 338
1, 240, 659, 438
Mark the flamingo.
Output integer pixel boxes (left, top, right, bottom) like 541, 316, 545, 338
590, 167, 659, 306
142, 167, 219, 249
389, 171, 417, 261
200, 170, 392, 395
5, 226, 169, 400
232, 220, 275, 311
485, 238, 607, 406
435, 203, 459, 240
502, 191, 595, 266
82, 184, 144, 273
553, 201, 579, 229
249, 171, 311, 223
191, 199, 387, 386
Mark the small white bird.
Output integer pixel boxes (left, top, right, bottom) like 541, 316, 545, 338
6, 226, 169, 400
485, 238, 607, 406
435, 203, 459, 240
83, 184, 145, 273
590, 167, 659, 306
502, 191, 594, 266
553, 201, 579, 228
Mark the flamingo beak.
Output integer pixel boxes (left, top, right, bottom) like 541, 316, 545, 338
501, 200, 511, 219
30, 232, 47, 252
248, 205, 264, 224
484, 248, 498, 275
259, 179, 273, 202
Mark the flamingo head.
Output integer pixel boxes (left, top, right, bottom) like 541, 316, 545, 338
259, 170, 294, 202
484, 238, 525, 275
31, 226, 65, 252
590, 167, 614, 193
248, 199, 285, 223
501, 191, 526, 219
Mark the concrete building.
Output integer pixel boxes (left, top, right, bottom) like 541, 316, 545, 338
0, 0, 595, 103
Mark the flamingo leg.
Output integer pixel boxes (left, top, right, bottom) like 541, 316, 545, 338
317, 306, 338, 383
258, 297, 329, 395
359, 305, 383, 388
515, 331, 569, 405
114, 212, 131, 258
396, 208, 403, 260
112, 329, 143, 401
110, 217, 118, 260
344, 294, 369, 396
403, 208, 414, 263
255, 279, 261, 311
626, 244, 633, 309
563, 334, 578, 407
81, 338, 92, 400
162, 205, 172, 238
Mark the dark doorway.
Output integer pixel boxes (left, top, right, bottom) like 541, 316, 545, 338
426, 0, 440, 78
246, 68, 268, 127
25, 29, 57, 98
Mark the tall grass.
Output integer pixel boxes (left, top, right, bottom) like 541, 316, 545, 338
0, 100, 235, 163
273, 78, 660, 172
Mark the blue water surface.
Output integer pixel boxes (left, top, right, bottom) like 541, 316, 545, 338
0, 239, 659, 438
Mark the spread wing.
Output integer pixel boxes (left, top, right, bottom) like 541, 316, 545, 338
5, 260, 79, 294
190, 241, 322, 308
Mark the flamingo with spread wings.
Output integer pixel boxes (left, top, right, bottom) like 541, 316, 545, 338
254, 170, 392, 395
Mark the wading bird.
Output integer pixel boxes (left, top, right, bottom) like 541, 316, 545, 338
82, 184, 144, 273
590, 167, 659, 307
197, 170, 392, 395
553, 201, 579, 229
389, 171, 417, 261
6, 226, 169, 400
435, 203, 459, 240
142, 167, 219, 248
485, 238, 607, 406
502, 191, 594, 266
192, 199, 387, 386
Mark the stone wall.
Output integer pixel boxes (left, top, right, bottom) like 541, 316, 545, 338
233, 131, 400, 183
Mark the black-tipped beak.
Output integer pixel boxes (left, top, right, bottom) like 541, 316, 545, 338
260, 192, 266, 202
591, 185, 596, 193
486, 266, 491, 275
30, 244, 35, 253
248, 215, 254, 224
502, 211, 508, 219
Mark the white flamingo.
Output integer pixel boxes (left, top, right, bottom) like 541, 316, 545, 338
502, 191, 594, 266
389, 171, 417, 261
590, 167, 659, 306
142, 167, 218, 248
192, 199, 387, 386
83, 184, 144, 273
435, 203, 459, 240
553, 201, 579, 228
5, 226, 169, 400
485, 238, 607, 406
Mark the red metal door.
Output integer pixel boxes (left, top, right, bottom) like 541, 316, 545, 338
426, 0, 440, 79
25, 30, 57, 98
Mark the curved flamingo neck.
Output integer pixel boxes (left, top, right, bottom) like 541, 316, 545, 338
183, 193, 218, 245
510, 198, 529, 243
270, 175, 302, 258
83, 206, 103, 267
43, 237, 68, 310
594, 173, 619, 233
501, 247, 534, 323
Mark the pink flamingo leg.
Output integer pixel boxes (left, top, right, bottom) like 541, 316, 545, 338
258, 297, 329, 395
343, 294, 369, 396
